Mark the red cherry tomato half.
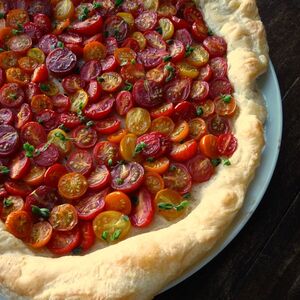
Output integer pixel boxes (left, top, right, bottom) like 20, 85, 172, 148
66, 149, 93, 176
86, 79, 102, 103
191, 20, 208, 42
72, 125, 98, 149
183, 6, 203, 24
93, 141, 119, 166
20, 121, 46, 147
170, 139, 198, 162
4, 180, 32, 197
217, 133, 238, 157
35, 109, 59, 131
59, 113, 81, 129
9, 152, 30, 180
209, 78, 234, 99
6, 34, 32, 54
87, 165, 111, 191
38, 34, 58, 55
210, 57, 228, 79
104, 16, 128, 42
70, 15, 103, 36
95, 117, 121, 135
0, 108, 14, 125
207, 115, 231, 136
198, 64, 213, 82
84, 96, 115, 120
0, 83, 25, 108
33, 143, 60, 167
33, 13, 51, 34
80, 60, 102, 82
52, 94, 71, 113
135, 11, 157, 32
130, 187, 154, 228
44, 163, 68, 188
173, 101, 196, 121
187, 154, 215, 183
144, 30, 167, 50
75, 189, 108, 221
79, 221, 95, 251
0, 125, 19, 157
100, 55, 118, 72
163, 78, 191, 103
203, 36, 227, 58
167, 39, 185, 62
174, 28, 192, 47
120, 63, 145, 83
190, 80, 209, 102
150, 103, 174, 119
62, 74, 85, 94
115, 90, 133, 116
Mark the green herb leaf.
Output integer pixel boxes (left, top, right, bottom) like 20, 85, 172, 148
72, 247, 82, 255
208, 28, 214, 36
185, 45, 195, 57
156, 27, 163, 34
54, 132, 68, 141
175, 200, 189, 211
163, 55, 172, 62
107, 158, 113, 166
0, 13, 5, 19
102, 230, 108, 241
223, 159, 231, 166
165, 65, 175, 82
58, 124, 70, 132
169, 165, 177, 171
3, 198, 13, 208
31, 205, 50, 219
23, 142, 35, 158
9, 93, 17, 100
221, 94, 232, 103
131, 59, 136, 65
158, 202, 174, 210
115, 0, 124, 7
79, 6, 89, 21
122, 215, 129, 222
86, 120, 94, 127
116, 178, 124, 185
93, 2, 102, 9
183, 193, 191, 199
211, 158, 221, 167
146, 157, 155, 163
97, 76, 105, 83
134, 142, 147, 155
104, 31, 109, 38
0, 48, 5, 52
111, 229, 122, 241
0, 166, 9, 175
196, 106, 203, 116
57, 41, 64, 48
40, 83, 50, 92
122, 81, 133, 91
158, 200, 190, 211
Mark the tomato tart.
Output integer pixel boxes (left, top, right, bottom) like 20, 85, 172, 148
0, 0, 268, 299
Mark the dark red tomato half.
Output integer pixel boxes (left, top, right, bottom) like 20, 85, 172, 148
174, 29, 192, 47
135, 11, 157, 32
130, 188, 154, 228
167, 39, 185, 63
86, 79, 102, 102
35, 109, 59, 131
31, 64, 49, 83
210, 57, 228, 79
94, 117, 121, 135
100, 55, 118, 72
87, 165, 111, 191
15, 103, 32, 129
47, 227, 81, 255
66, 149, 93, 176
209, 78, 233, 99
173, 101, 196, 121
0, 125, 19, 157
0, 83, 25, 108
33, 143, 60, 167
62, 74, 85, 94
33, 13, 51, 34
120, 63, 145, 83
9, 152, 30, 180
38, 34, 58, 55
80, 60, 102, 82
0, 108, 14, 125
104, 15, 128, 42
59, 113, 81, 129
187, 155, 214, 183
23, 22, 43, 43
52, 94, 71, 113
4, 180, 32, 197
163, 78, 191, 103
44, 163, 68, 188
137, 48, 168, 69
84, 97, 115, 120
115, 90, 133, 116
79, 221, 95, 251
203, 36, 227, 58
20, 121, 46, 147
207, 115, 231, 136
111, 162, 145, 193
75, 189, 108, 221
217, 133, 238, 157
72, 125, 98, 149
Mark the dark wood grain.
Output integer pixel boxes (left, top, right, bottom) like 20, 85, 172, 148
156, 1, 300, 299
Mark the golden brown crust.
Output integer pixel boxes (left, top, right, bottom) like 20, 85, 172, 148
0, 1, 268, 299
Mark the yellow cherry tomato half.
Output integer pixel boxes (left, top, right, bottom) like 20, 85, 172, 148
114, 47, 137, 66
170, 120, 190, 142
143, 0, 159, 11
70, 89, 88, 113
176, 61, 200, 79
27, 48, 45, 64
131, 32, 147, 50
126, 107, 151, 136
186, 45, 209, 67
54, 0, 74, 21
120, 133, 138, 162
93, 211, 131, 242
116, 12, 135, 28
159, 18, 174, 40
150, 116, 175, 136
48, 129, 72, 155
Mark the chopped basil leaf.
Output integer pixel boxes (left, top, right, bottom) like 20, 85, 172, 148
185, 45, 195, 57
221, 94, 232, 103
23, 142, 35, 158
134, 142, 147, 155
0, 48, 5, 52
223, 159, 231, 166
163, 55, 172, 62
108, 158, 113, 166
79, 6, 89, 21
115, 0, 124, 7
31, 205, 50, 219
86, 120, 94, 127
72, 247, 82, 255
104, 31, 109, 38
0, 166, 9, 175
3, 198, 13, 208
122, 215, 129, 222
131, 59, 136, 64
208, 28, 214, 36
93, 2, 102, 9
158, 200, 189, 211
116, 178, 124, 185
111, 229, 122, 241
54, 132, 68, 141
146, 157, 155, 163
211, 158, 221, 167
57, 41, 64, 48
158, 202, 174, 210
58, 124, 70, 132
122, 81, 133, 91
169, 165, 177, 171
0, 13, 5, 19
102, 230, 108, 241
97, 76, 105, 82
165, 65, 175, 82
40, 83, 50, 92
156, 27, 163, 34
196, 106, 203, 116
183, 193, 191, 199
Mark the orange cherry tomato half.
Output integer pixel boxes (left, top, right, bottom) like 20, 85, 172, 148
144, 172, 164, 195
0, 51, 19, 70
31, 94, 53, 113
83, 41, 107, 61
195, 99, 215, 118
150, 116, 175, 136
114, 47, 136, 66
170, 139, 198, 161
49, 204, 78, 231
214, 95, 237, 117
5, 210, 32, 239
107, 128, 127, 143
27, 221, 53, 248
54, 0, 74, 21
6, 67, 30, 86
188, 118, 207, 140
199, 134, 219, 158
143, 157, 170, 174
104, 191, 132, 215
1, 195, 24, 221
6, 9, 29, 29
18, 56, 39, 74
58, 172, 88, 201
170, 120, 189, 142
23, 166, 46, 186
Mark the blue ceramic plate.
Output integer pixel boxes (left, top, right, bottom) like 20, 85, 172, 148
162, 61, 283, 293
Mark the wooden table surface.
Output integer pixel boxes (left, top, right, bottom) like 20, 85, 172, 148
156, 1, 300, 299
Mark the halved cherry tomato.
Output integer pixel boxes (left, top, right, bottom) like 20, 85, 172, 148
75, 189, 108, 221
144, 172, 164, 195
0, 195, 24, 221
5, 210, 32, 238
199, 134, 219, 158
162, 163, 192, 194
78, 220, 95, 251
104, 15, 128, 43
72, 125, 97, 149
207, 115, 230, 136
126, 107, 151, 136
203, 36, 227, 58
59, 113, 81, 129
188, 118, 207, 140
121, 38, 140, 52
144, 30, 167, 50
137, 48, 167, 69
27, 47, 45, 64
70, 15, 103, 36
210, 57, 228, 79
87, 165, 111, 191
23, 165, 46, 186
159, 18, 174, 40
186, 45, 209, 67
150, 103, 174, 119
175, 28, 192, 47
86, 79, 102, 102
4, 181, 32, 197
163, 78, 191, 103
66, 150, 92, 176
95, 117, 121, 135
130, 188, 154, 228
143, 0, 159, 11
47, 128, 72, 155
187, 154, 215, 183
36, 109, 59, 131
214, 95, 237, 117
18, 56, 39, 74
0, 51, 19, 70
52, 18, 71, 35
191, 20, 208, 42
183, 6, 203, 24
21, 121, 46, 147
116, 12, 135, 28
176, 61, 199, 79
80, 60, 102, 82
83, 41, 107, 61
157, 3, 177, 16
190, 80, 209, 102
44, 163, 68, 188
195, 99, 215, 119
0, 108, 13, 125
27, 221, 53, 248
143, 157, 170, 174
171, 16, 189, 30
58, 172, 88, 201
7, 34, 32, 55
131, 31, 147, 50
6, 68, 30, 86
107, 128, 127, 144
100, 55, 118, 72
154, 188, 187, 221
31, 94, 53, 113
93, 141, 119, 166
93, 210, 131, 242
167, 39, 185, 63
99, 72, 122, 92
0, 27, 14, 44
33, 13, 52, 34
170, 139, 198, 162
9, 152, 30, 180
151, 116, 175, 136
6, 9, 29, 28
111, 162, 144, 193
62, 74, 84, 94
198, 64, 213, 81
105, 191, 132, 215
47, 226, 81, 255
54, 0, 74, 21
120, 133, 138, 162
115, 91, 133, 116
120, 63, 145, 83
49, 203, 78, 231
33, 143, 60, 167
70, 89, 88, 113
135, 11, 157, 32
170, 120, 189, 142
114, 47, 136, 66
217, 133, 238, 157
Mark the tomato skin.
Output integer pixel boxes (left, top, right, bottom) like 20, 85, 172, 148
104, 15, 128, 42
75, 189, 108, 221
70, 15, 103, 36
163, 78, 191, 104
135, 11, 157, 32
170, 139, 198, 162
59, 112, 81, 129
104, 191, 132, 215
116, 90, 133, 116
44, 163, 68, 188
173, 101, 196, 121
66, 150, 93, 176
167, 39, 185, 63
0, 195, 24, 221
93, 141, 119, 166
86, 80, 102, 103
214, 95, 236, 117
5, 210, 32, 239
217, 133, 238, 157
9, 152, 31, 180
62, 74, 85, 94
36, 109, 59, 132
33, 143, 60, 168
79, 221, 95, 252
171, 16, 189, 30
120, 63, 145, 83
33, 13, 52, 34
187, 154, 214, 183
87, 165, 111, 191
144, 171, 164, 196
199, 134, 219, 158
95, 117, 121, 135
47, 227, 81, 255
100, 55, 118, 73
4, 181, 32, 197
191, 20, 208, 42
150, 103, 174, 119
84, 97, 115, 120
